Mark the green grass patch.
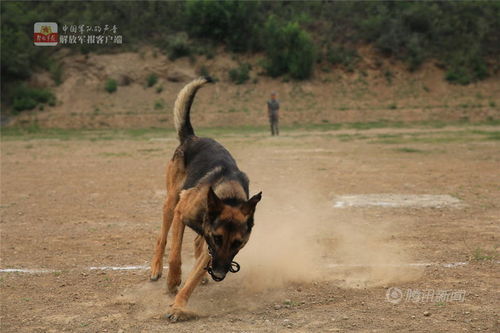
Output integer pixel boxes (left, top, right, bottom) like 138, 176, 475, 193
394, 147, 424, 153
2, 119, 499, 142
347, 121, 405, 130
99, 152, 130, 157
471, 248, 495, 261
372, 129, 500, 145
147, 73, 158, 87
154, 99, 165, 110
470, 130, 500, 141
0, 127, 174, 141
105, 79, 117, 93
336, 133, 368, 142
137, 148, 163, 153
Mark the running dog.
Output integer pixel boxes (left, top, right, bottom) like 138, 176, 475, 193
150, 77, 262, 322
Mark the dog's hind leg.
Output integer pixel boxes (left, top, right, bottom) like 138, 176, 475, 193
150, 194, 178, 281
167, 209, 186, 294
166, 245, 210, 322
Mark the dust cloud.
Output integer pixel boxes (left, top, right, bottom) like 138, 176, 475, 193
116, 169, 422, 319
235, 178, 422, 291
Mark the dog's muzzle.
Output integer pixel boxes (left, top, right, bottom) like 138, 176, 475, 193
205, 247, 240, 282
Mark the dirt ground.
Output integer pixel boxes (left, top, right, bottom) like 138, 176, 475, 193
1, 125, 499, 332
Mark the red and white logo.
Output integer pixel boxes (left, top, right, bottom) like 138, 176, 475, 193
34, 22, 58, 46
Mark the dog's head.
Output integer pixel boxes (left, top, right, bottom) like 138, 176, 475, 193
203, 187, 262, 281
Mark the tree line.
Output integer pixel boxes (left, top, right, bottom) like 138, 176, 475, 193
1, 1, 499, 112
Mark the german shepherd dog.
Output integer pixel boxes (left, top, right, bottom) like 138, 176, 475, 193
149, 77, 262, 322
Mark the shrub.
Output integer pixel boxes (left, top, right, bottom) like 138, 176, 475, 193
105, 79, 117, 93
445, 50, 489, 85
13, 96, 37, 112
185, 0, 261, 52
356, 2, 496, 77
406, 34, 427, 71
384, 70, 393, 84
228, 63, 251, 84
49, 61, 63, 86
263, 16, 315, 80
12, 85, 56, 112
326, 44, 359, 71
154, 99, 165, 110
198, 65, 213, 79
161, 33, 192, 61
147, 73, 158, 87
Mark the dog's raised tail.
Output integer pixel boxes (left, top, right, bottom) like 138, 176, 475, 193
173, 76, 213, 143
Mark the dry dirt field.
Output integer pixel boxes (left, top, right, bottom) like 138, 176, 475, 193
1, 124, 499, 332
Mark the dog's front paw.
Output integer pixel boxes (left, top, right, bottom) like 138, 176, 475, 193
166, 306, 198, 322
150, 260, 163, 281
150, 269, 162, 281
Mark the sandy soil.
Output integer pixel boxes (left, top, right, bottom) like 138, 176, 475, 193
1, 126, 499, 332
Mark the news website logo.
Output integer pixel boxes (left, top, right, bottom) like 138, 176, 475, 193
34, 22, 58, 46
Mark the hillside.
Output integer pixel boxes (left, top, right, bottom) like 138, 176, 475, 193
2, 1, 500, 129
9, 46, 500, 129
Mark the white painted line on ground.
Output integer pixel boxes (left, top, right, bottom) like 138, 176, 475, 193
333, 194, 463, 208
0, 268, 58, 273
2, 261, 493, 275
325, 262, 469, 268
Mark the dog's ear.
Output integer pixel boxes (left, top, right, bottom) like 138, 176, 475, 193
241, 191, 262, 216
207, 186, 224, 214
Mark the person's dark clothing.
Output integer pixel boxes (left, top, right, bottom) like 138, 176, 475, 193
267, 99, 280, 136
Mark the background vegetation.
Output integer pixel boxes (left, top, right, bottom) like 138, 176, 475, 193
2, 1, 499, 112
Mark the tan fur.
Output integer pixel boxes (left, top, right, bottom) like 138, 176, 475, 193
150, 150, 186, 280
173, 78, 209, 138
214, 180, 247, 201
218, 205, 247, 224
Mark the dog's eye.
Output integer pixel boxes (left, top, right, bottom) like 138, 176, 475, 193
214, 235, 223, 247
231, 240, 242, 249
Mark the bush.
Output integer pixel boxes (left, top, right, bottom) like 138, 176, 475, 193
197, 65, 218, 81
49, 61, 63, 86
105, 79, 117, 93
356, 2, 497, 77
444, 43, 489, 85
154, 99, 165, 110
147, 73, 158, 87
228, 63, 251, 84
12, 85, 56, 112
263, 16, 315, 80
165, 33, 192, 60
185, 0, 261, 52
326, 44, 359, 71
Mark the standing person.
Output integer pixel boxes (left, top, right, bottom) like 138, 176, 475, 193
267, 91, 280, 136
